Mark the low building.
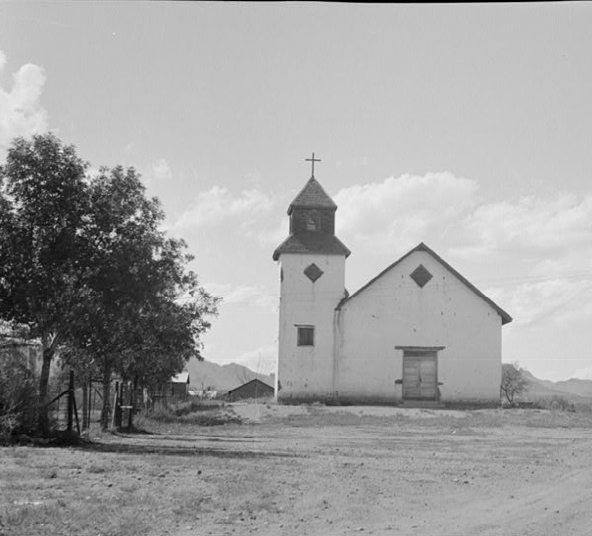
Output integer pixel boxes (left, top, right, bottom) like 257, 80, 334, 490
169, 371, 190, 396
227, 379, 275, 401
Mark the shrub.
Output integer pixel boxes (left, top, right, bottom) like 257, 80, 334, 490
534, 395, 576, 412
0, 347, 39, 442
500, 363, 529, 406
169, 398, 223, 416
138, 398, 240, 427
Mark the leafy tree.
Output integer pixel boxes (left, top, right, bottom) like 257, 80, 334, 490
0, 134, 91, 435
501, 363, 529, 406
1, 137, 219, 434
63, 166, 219, 428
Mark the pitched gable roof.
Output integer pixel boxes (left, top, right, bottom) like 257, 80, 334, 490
338, 242, 512, 325
227, 378, 274, 395
287, 177, 337, 214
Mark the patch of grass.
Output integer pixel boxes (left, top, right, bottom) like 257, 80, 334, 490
532, 395, 576, 412
87, 463, 109, 474
9, 446, 30, 459
39, 467, 58, 479
1, 500, 62, 530
140, 400, 241, 427
170, 398, 223, 416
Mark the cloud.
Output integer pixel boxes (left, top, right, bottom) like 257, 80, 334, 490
319, 172, 592, 331
330, 173, 592, 271
334, 172, 478, 255
174, 186, 274, 230
0, 51, 48, 158
451, 193, 592, 261
257, 217, 289, 248
152, 158, 172, 181
205, 282, 277, 309
486, 279, 592, 328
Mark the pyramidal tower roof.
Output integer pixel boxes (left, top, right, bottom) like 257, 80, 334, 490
287, 177, 337, 214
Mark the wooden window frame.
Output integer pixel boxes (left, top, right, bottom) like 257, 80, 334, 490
296, 325, 315, 346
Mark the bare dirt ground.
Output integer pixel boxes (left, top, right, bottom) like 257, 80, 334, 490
1, 404, 592, 536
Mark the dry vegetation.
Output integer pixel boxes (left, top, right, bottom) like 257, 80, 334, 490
1, 403, 592, 536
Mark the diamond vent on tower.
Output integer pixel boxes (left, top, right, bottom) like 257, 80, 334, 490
304, 263, 324, 283
410, 264, 433, 288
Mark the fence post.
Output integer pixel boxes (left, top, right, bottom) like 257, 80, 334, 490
115, 382, 123, 429
82, 380, 89, 430
67, 370, 75, 434
87, 380, 92, 428
127, 379, 136, 429
111, 381, 119, 429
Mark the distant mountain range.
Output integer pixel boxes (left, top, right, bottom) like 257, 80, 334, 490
520, 369, 592, 402
182, 358, 592, 401
184, 357, 274, 394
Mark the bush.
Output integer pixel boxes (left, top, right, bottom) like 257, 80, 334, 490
500, 363, 529, 406
534, 395, 576, 412
169, 398, 223, 417
138, 398, 240, 427
0, 347, 39, 442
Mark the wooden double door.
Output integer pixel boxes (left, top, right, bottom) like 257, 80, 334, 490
402, 350, 438, 400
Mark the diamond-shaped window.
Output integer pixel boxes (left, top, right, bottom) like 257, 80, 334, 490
304, 263, 324, 283
410, 264, 432, 288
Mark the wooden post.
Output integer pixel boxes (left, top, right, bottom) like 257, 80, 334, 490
67, 370, 75, 433
127, 379, 136, 429
111, 381, 119, 429
87, 380, 92, 428
72, 393, 81, 436
115, 382, 123, 429
82, 380, 89, 430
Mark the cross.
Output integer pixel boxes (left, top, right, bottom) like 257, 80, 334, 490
305, 152, 321, 178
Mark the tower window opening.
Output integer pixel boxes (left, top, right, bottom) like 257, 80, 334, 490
306, 210, 320, 231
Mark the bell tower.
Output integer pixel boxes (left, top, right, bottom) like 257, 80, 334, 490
273, 155, 350, 403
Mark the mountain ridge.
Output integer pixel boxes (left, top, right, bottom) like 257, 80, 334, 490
184, 357, 274, 393
183, 358, 592, 400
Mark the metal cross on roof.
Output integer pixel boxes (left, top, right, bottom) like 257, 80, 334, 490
305, 152, 321, 178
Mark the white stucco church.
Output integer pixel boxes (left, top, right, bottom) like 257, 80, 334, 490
273, 166, 512, 406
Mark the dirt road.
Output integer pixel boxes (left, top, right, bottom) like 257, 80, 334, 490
1, 405, 591, 536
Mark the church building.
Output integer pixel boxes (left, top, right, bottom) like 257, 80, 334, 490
273, 163, 512, 406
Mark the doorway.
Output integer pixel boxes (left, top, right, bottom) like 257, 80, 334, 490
402, 350, 438, 400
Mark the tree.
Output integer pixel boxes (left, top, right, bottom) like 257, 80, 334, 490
0, 134, 91, 435
63, 165, 219, 428
1, 136, 219, 434
500, 363, 529, 406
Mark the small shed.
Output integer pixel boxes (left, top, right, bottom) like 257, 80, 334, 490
227, 379, 274, 401
169, 371, 190, 396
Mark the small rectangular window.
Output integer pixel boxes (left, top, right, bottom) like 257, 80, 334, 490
297, 326, 314, 346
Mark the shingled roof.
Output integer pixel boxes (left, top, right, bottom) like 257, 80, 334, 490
273, 233, 351, 261
287, 177, 337, 214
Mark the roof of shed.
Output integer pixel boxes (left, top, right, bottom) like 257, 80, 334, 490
171, 371, 190, 383
227, 378, 274, 394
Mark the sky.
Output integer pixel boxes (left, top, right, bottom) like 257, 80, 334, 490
1, 3, 591, 381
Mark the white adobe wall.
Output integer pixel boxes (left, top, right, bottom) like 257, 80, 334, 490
276, 253, 345, 402
335, 250, 502, 404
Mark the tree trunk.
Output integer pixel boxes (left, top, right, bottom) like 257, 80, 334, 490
38, 332, 54, 437
100, 367, 112, 430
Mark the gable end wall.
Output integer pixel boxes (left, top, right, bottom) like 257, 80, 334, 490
335, 251, 502, 404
